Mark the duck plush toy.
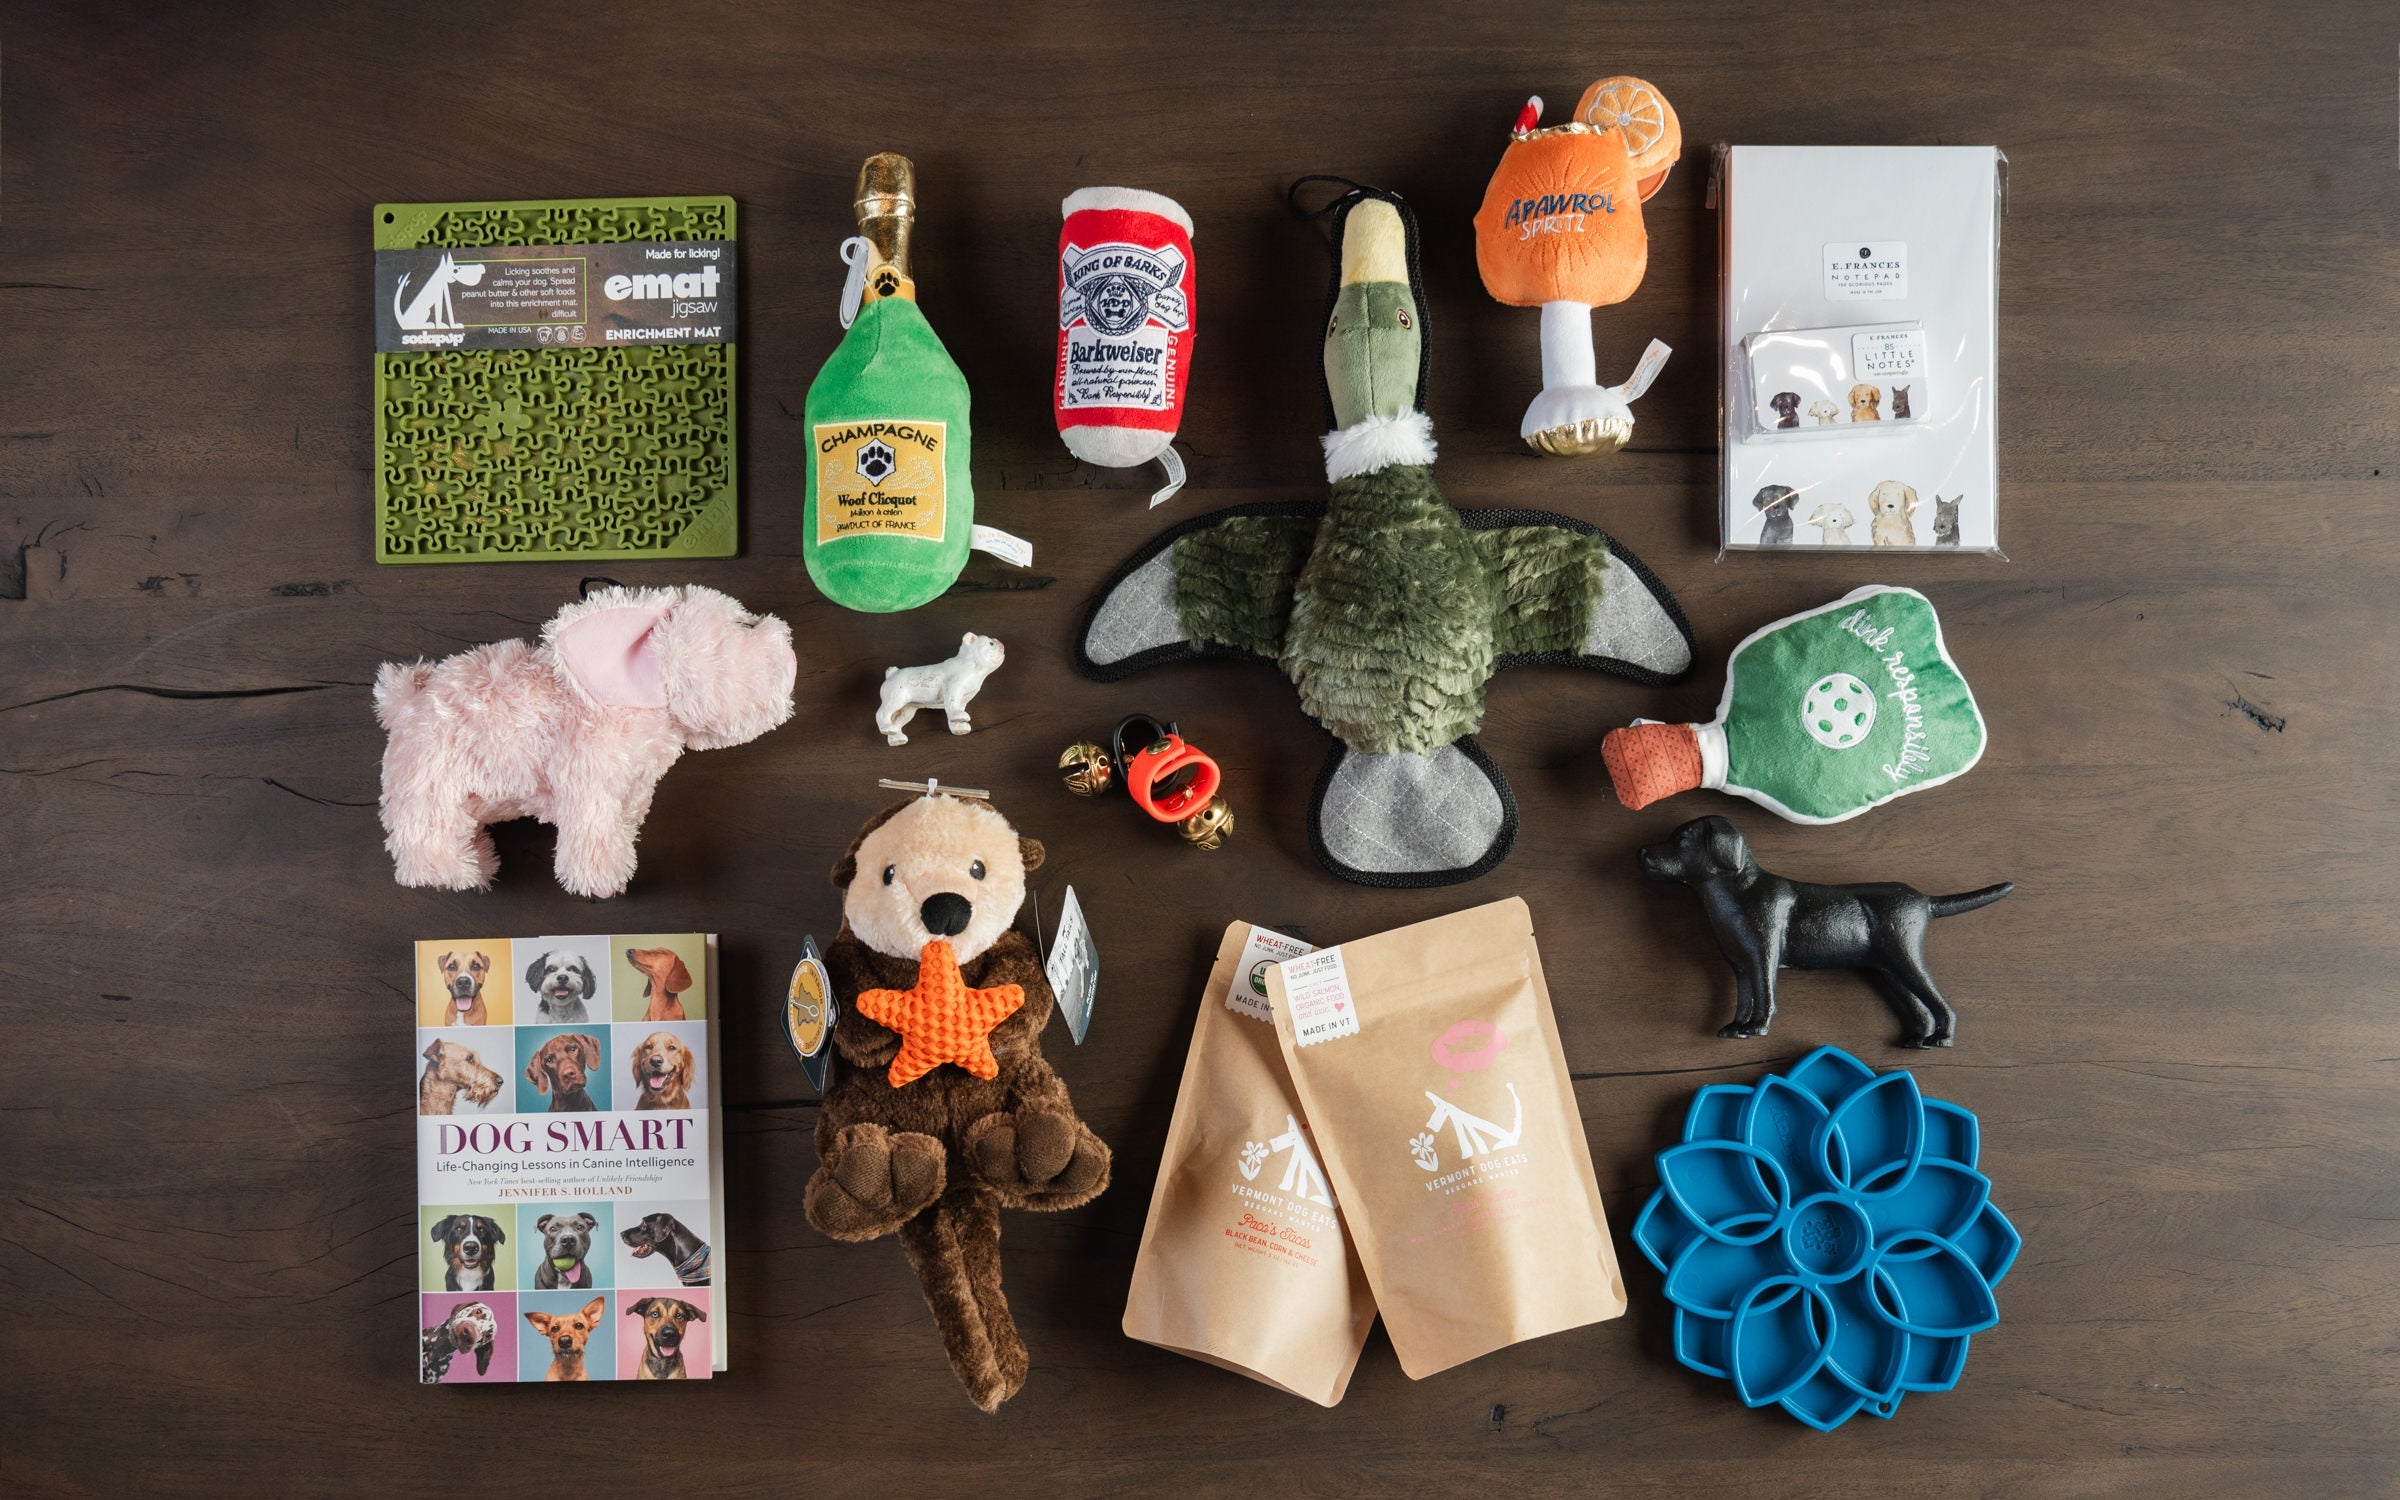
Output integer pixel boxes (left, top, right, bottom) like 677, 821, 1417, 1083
804, 789, 1109, 1411
1076, 183, 1695, 886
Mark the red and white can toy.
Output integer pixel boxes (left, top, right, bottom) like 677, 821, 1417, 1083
1056, 187, 1195, 505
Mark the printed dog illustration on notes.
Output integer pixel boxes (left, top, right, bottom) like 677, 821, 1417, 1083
1808, 502, 1858, 546
1867, 480, 1919, 547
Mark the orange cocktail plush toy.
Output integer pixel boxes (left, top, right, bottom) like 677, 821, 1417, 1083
1475, 77, 1682, 456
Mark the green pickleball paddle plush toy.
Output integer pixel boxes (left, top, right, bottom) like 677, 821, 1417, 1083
803, 154, 974, 614
1603, 585, 1986, 823
1077, 182, 1696, 887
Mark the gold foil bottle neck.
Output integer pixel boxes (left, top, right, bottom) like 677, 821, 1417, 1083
854, 152, 916, 296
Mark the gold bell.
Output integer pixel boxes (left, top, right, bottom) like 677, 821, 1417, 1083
1177, 793, 1235, 851
1058, 741, 1115, 798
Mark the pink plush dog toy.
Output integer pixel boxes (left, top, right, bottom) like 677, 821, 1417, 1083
375, 584, 797, 898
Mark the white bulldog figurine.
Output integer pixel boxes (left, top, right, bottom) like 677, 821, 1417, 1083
877, 633, 1006, 746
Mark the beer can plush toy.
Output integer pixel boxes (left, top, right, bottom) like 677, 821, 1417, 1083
1056, 188, 1196, 505
1475, 78, 1681, 457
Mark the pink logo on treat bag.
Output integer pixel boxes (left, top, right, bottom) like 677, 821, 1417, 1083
1429, 1019, 1506, 1075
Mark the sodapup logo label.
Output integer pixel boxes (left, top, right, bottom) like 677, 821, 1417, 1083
1237, 1113, 1335, 1207
393, 253, 488, 333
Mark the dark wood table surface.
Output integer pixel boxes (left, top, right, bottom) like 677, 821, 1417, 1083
6, 2, 2395, 1494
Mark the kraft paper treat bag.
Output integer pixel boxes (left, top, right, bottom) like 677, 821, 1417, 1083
1267, 897, 1624, 1378
1123, 922, 1378, 1405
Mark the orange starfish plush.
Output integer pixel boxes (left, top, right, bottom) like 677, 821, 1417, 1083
853, 939, 1025, 1086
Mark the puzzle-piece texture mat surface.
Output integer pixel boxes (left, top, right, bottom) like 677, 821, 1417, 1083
372, 197, 738, 563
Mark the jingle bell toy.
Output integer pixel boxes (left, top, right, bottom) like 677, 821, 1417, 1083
1057, 714, 1233, 850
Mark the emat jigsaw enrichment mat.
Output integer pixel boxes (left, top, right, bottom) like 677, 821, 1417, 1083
373, 196, 739, 564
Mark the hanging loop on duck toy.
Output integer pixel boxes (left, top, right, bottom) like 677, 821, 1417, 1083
1057, 714, 1236, 850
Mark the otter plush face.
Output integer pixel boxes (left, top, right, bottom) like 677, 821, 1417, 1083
835, 796, 1044, 965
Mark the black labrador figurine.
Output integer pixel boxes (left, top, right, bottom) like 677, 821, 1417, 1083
1638, 816, 2010, 1047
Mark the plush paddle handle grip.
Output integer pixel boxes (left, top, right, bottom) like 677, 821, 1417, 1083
1601, 722, 1704, 810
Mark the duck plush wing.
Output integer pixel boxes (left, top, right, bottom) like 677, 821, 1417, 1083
1076, 501, 1323, 678
1461, 509, 1696, 682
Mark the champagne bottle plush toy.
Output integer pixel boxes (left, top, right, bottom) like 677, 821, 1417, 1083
803, 154, 975, 613
1602, 586, 1987, 823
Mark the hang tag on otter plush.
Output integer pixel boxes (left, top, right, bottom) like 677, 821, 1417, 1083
783, 936, 838, 1093
1043, 886, 1099, 1044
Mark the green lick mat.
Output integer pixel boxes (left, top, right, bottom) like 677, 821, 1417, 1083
372, 196, 738, 564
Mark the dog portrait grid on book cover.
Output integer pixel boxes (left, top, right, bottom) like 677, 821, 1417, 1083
415, 933, 725, 1382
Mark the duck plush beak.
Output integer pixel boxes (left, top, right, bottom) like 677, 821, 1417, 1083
1324, 198, 1421, 431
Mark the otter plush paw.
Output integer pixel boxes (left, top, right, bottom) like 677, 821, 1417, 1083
805, 1123, 946, 1240
964, 1108, 1111, 1209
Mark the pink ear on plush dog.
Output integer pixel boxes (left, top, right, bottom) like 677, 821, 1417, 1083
555, 606, 668, 708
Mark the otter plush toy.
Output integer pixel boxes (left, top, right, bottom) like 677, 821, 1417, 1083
804, 790, 1110, 1411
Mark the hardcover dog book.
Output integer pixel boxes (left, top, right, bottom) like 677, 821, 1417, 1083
414, 933, 726, 1382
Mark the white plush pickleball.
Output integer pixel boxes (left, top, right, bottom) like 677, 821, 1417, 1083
1800, 672, 1877, 749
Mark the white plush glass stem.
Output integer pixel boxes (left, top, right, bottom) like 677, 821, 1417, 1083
1539, 300, 1596, 389
1694, 721, 1730, 789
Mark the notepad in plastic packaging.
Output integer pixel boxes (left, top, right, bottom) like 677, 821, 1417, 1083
1717, 148, 2003, 555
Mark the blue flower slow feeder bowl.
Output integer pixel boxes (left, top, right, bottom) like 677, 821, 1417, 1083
1632, 1046, 2019, 1431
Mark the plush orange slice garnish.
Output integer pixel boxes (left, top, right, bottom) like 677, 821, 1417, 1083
1576, 77, 1680, 199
